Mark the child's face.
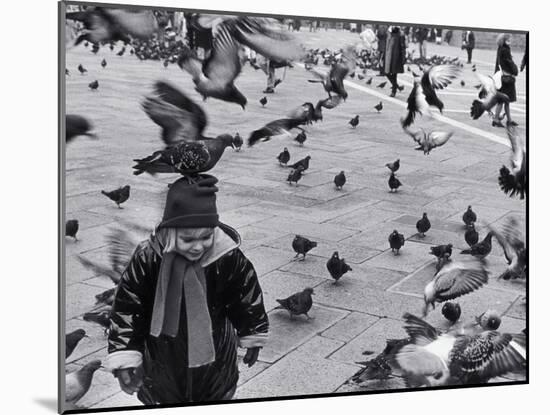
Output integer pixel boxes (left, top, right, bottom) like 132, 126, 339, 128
175, 228, 215, 261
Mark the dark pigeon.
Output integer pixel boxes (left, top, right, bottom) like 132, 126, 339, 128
292, 235, 317, 260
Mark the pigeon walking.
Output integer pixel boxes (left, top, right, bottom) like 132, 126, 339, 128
232, 132, 243, 151
101, 185, 130, 208
430, 243, 453, 269
377, 81, 387, 88
294, 131, 307, 146
66, 329, 87, 359
460, 232, 494, 258
65, 360, 102, 405
349, 115, 359, 128
287, 167, 304, 186
277, 147, 290, 165
385, 159, 400, 173
88, 80, 99, 91
275, 288, 315, 319
289, 155, 311, 172
326, 251, 352, 283
462, 205, 477, 226
260, 96, 267, 107
334, 171, 346, 190
464, 224, 479, 247
388, 230, 405, 255
416, 213, 431, 237
78, 64, 87, 74
101, 58, 107, 68
374, 101, 383, 112
388, 172, 402, 192
292, 235, 317, 260
66, 219, 79, 241
366, 77, 373, 85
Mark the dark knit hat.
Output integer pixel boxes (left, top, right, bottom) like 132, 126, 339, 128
158, 175, 219, 229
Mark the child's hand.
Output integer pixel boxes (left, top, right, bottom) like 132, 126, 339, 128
114, 365, 144, 395
243, 347, 261, 367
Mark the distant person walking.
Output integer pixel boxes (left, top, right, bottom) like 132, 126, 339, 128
384, 26, 407, 97
492, 34, 518, 127
415, 27, 430, 61
462, 30, 475, 64
376, 25, 388, 76
444, 30, 453, 44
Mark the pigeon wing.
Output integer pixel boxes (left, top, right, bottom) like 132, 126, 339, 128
203, 22, 242, 87
317, 95, 343, 109
394, 343, 448, 377
429, 131, 453, 148
477, 332, 526, 379
106, 227, 141, 275
427, 64, 460, 90
434, 258, 488, 301
506, 124, 526, 174
402, 313, 441, 346
104, 8, 158, 39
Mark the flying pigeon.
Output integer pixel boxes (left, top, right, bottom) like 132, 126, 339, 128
423, 256, 488, 316
388, 230, 405, 255
308, 46, 356, 99
488, 216, 526, 280
470, 73, 510, 120
275, 288, 315, 319
499, 124, 526, 199
402, 125, 453, 155
401, 64, 460, 127
292, 235, 317, 260
65, 114, 94, 142
101, 185, 130, 208
248, 117, 305, 146
326, 251, 352, 283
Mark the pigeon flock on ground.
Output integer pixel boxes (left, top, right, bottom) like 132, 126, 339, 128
64, 6, 527, 407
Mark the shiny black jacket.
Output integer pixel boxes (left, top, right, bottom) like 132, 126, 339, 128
108, 224, 268, 404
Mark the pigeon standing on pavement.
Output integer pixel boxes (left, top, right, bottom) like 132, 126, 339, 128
287, 167, 304, 186
349, 115, 359, 128
416, 213, 431, 237
101, 185, 130, 208
422, 256, 488, 316
292, 235, 317, 260
232, 132, 243, 151
462, 205, 477, 226
374, 101, 383, 113
326, 251, 352, 283
66, 220, 79, 241
464, 224, 479, 247
430, 243, 453, 269
65, 360, 103, 405
66, 329, 87, 359
101, 58, 107, 68
388, 172, 402, 192
260, 96, 267, 107
275, 288, 315, 319
460, 232, 493, 258
389, 230, 405, 255
377, 81, 387, 89
366, 77, 373, 85
289, 155, 311, 172
78, 64, 87, 74
334, 171, 346, 190
88, 80, 99, 91
277, 147, 290, 165
385, 159, 400, 173
294, 130, 307, 146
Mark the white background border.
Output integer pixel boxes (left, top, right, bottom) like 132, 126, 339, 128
2, 0, 544, 413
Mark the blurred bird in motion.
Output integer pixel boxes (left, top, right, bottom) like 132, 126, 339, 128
499, 124, 526, 199
489, 216, 526, 280
401, 125, 453, 155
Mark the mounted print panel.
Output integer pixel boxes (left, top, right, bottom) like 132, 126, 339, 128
59, 1, 527, 413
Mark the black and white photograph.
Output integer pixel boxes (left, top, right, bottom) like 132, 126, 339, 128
59, 0, 527, 413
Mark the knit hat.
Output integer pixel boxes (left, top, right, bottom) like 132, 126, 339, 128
158, 175, 219, 229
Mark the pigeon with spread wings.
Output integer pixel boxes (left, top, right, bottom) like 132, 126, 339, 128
470, 72, 511, 120
401, 64, 460, 127
394, 313, 526, 387
499, 124, 527, 199
136, 81, 238, 176
402, 126, 453, 155
308, 46, 356, 100
66, 7, 159, 46
423, 256, 488, 316
489, 216, 526, 280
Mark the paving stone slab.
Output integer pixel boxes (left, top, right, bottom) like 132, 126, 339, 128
328, 318, 406, 365
89, 391, 143, 409
219, 206, 275, 229
237, 226, 289, 251
321, 312, 380, 343
253, 216, 359, 242
294, 335, 346, 359
259, 270, 326, 312
65, 318, 109, 364
235, 350, 358, 399
313, 279, 421, 319
362, 240, 434, 272
336, 376, 408, 393
237, 357, 271, 387
66, 283, 108, 319
239, 245, 293, 277
261, 305, 349, 363
505, 296, 526, 320
326, 205, 402, 230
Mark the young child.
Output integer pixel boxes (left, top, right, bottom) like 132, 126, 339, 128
104, 175, 269, 404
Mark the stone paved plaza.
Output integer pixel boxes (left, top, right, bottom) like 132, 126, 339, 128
63, 28, 527, 409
